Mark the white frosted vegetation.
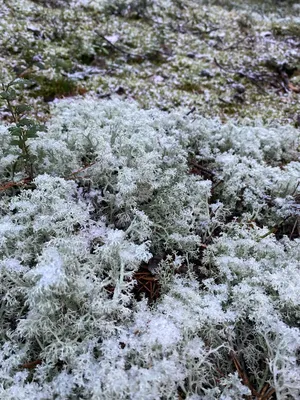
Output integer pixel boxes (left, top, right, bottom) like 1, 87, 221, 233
0, 97, 300, 399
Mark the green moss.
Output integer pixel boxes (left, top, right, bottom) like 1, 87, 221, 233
52, 58, 74, 73
272, 22, 300, 37
32, 76, 81, 102
30, 0, 71, 8
127, 55, 145, 65
145, 50, 167, 65
177, 80, 204, 93
79, 53, 96, 65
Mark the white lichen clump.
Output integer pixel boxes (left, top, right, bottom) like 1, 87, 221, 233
0, 97, 299, 399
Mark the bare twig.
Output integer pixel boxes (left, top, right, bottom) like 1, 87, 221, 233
230, 350, 259, 398
67, 161, 96, 179
19, 359, 42, 369
230, 351, 276, 399
289, 217, 300, 240
260, 215, 291, 239
221, 35, 253, 51
0, 161, 96, 193
0, 177, 32, 192
189, 160, 215, 178
214, 57, 235, 73
95, 31, 144, 59
186, 106, 196, 116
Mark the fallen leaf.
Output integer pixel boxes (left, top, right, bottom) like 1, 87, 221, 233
288, 82, 300, 93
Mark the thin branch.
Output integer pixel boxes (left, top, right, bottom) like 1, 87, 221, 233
95, 31, 144, 59
221, 35, 253, 51
186, 106, 196, 116
0, 177, 32, 192
19, 359, 42, 369
189, 160, 215, 177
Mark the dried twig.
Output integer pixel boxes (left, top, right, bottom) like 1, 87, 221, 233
230, 350, 259, 398
230, 350, 275, 400
0, 177, 32, 192
95, 31, 144, 59
221, 35, 253, 51
189, 160, 215, 178
0, 161, 96, 193
19, 359, 42, 369
67, 161, 96, 179
214, 57, 235, 73
288, 82, 300, 93
185, 106, 196, 116
133, 267, 160, 302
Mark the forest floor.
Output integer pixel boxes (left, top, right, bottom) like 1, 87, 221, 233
0, 0, 300, 125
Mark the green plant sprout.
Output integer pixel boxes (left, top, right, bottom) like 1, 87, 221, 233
0, 77, 45, 181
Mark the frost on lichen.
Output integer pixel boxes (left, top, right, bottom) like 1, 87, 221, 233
0, 97, 300, 399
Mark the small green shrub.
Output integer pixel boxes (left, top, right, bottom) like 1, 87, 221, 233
0, 77, 45, 180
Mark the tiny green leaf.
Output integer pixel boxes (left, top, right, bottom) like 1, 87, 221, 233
26, 130, 39, 138
18, 118, 34, 127
0, 89, 17, 100
11, 78, 34, 88
15, 104, 31, 114
9, 126, 23, 136
10, 139, 21, 146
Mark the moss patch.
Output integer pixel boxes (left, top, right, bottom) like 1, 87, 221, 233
32, 76, 85, 102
